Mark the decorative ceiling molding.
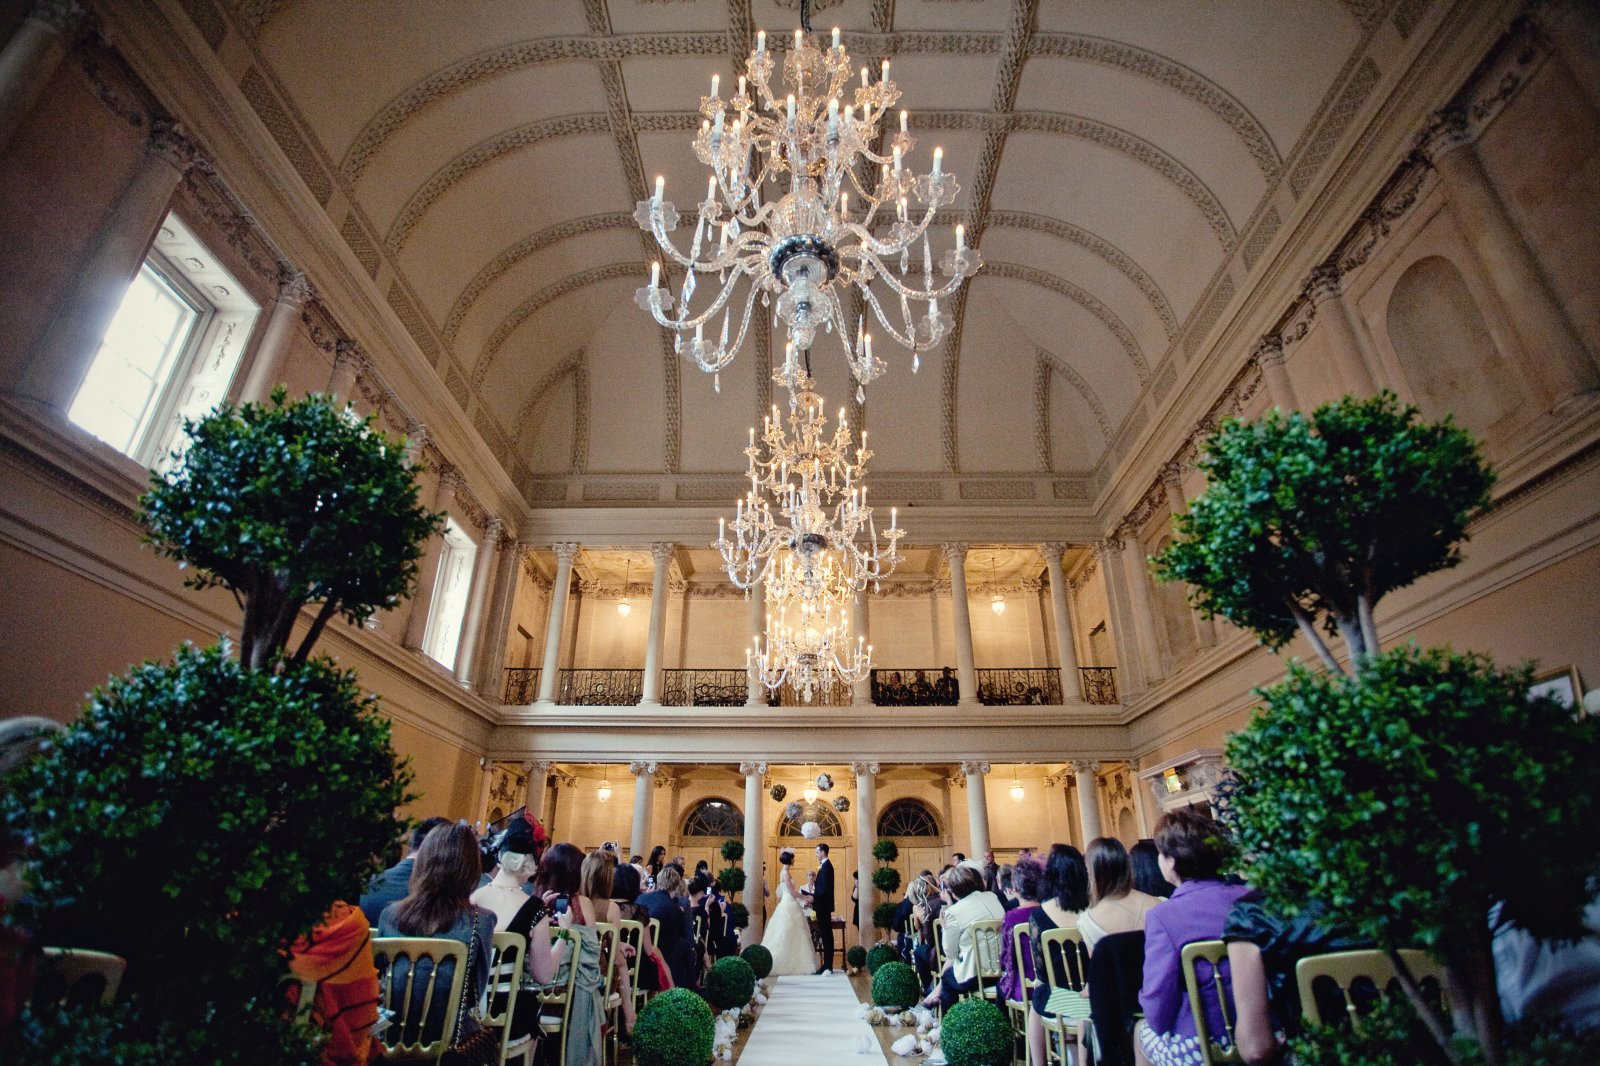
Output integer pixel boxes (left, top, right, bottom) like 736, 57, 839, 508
513, 350, 589, 476
474, 261, 643, 388
983, 262, 1148, 381
1035, 348, 1113, 476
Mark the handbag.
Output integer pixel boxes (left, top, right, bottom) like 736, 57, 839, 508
441, 924, 500, 1066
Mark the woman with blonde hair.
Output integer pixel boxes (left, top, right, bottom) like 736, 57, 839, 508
580, 849, 636, 1032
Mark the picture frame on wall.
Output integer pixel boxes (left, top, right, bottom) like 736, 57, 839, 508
1527, 665, 1583, 711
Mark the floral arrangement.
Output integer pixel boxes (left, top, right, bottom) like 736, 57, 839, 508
833, 795, 850, 812
784, 801, 802, 820
800, 820, 822, 840
769, 783, 787, 801
816, 772, 834, 792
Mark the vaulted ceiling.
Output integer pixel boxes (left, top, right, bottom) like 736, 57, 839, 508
237, 0, 1380, 505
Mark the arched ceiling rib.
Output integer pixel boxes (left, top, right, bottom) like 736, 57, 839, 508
473, 262, 642, 389
982, 264, 1148, 383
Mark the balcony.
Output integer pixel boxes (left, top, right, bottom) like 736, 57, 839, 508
872, 666, 1117, 706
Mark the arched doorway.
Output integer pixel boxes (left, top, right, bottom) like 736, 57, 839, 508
876, 798, 947, 879
674, 796, 744, 882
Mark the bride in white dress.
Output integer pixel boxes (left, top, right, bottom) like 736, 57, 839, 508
762, 848, 819, 976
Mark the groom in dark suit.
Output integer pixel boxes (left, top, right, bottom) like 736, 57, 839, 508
813, 842, 836, 974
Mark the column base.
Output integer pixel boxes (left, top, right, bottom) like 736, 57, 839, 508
637, 699, 661, 708
958, 696, 981, 707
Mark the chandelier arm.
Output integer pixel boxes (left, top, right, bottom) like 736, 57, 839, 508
853, 280, 923, 351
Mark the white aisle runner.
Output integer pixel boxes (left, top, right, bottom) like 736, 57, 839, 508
737, 972, 890, 1065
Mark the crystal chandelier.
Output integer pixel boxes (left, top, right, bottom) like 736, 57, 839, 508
633, 11, 983, 398
748, 586, 870, 703
715, 354, 903, 596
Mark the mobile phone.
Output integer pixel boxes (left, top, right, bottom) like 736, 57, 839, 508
553, 894, 570, 914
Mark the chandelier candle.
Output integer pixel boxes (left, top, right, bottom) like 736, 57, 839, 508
632, 20, 983, 399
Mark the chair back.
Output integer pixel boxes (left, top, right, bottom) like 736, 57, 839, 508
483, 932, 526, 1062
969, 918, 1006, 999
34, 947, 126, 1007
372, 936, 469, 1061
618, 919, 646, 993
594, 922, 620, 997
538, 928, 581, 1066
694, 912, 706, 952
1180, 939, 1243, 1065
648, 916, 662, 955
1086, 931, 1145, 1066
1010, 921, 1038, 1001
932, 916, 948, 974
1036, 927, 1089, 996
1294, 948, 1447, 1032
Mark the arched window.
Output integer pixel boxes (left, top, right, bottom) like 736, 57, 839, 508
877, 799, 940, 837
682, 797, 744, 837
777, 801, 843, 837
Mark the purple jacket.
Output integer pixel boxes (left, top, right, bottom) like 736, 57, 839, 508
1138, 879, 1251, 1039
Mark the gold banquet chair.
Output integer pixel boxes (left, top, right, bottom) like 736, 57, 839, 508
34, 947, 127, 1007
1009, 923, 1038, 1066
483, 931, 535, 1066
1294, 948, 1447, 1032
1180, 939, 1244, 1066
372, 936, 469, 1063
537, 928, 581, 1066
1036, 927, 1092, 1066
968, 917, 1006, 1003
594, 922, 620, 1065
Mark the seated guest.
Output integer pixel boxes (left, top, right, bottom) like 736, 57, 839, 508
997, 854, 1044, 1005
705, 877, 738, 959
613, 863, 673, 992
687, 871, 715, 985
360, 815, 448, 923
1130, 839, 1174, 900
1134, 810, 1250, 1066
377, 823, 496, 1048
1027, 845, 1091, 1066
1081, 837, 1165, 955
637, 865, 697, 990
533, 843, 604, 1066
906, 875, 940, 989
922, 863, 1005, 1010
468, 819, 564, 1052
581, 849, 637, 1033
287, 900, 381, 1066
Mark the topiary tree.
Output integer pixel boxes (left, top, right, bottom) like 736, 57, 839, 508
873, 839, 899, 863
739, 943, 772, 980
703, 956, 757, 1012
720, 838, 744, 863
872, 865, 902, 894
865, 943, 900, 974
727, 902, 750, 930
141, 388, 442, 670
870, 960, 921, 1009
631, 988, 715, 1066
872, 901, 898, 930
941, 999, 1014, 1066
717, 865, 747, 894
1153, 392, 1493, 673
846, 945, 868, 971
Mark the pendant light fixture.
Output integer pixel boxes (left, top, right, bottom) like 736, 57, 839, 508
617, 556, 632, 617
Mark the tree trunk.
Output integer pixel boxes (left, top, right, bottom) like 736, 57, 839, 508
1288, 601, 1344, 674
1334, 615, 1367, 666
1388, 949, 1465, 1066
292, 598, 342, 664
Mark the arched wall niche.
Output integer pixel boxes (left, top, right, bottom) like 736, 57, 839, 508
1385, 254, 1526, 441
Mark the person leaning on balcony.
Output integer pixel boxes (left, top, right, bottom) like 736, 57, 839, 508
934, 666, 959, 704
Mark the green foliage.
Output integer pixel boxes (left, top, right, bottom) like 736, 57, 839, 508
870, 960, 920, 1009
873, 865, 902, 894
5, 997, 327, 1065
1153, 393, 1493, 662
846, 945, 868, 969
866, 943, 901, 974
1226, 646, 1600, 956
0, 643, 412, 1057
717, 865, 747, 894
140, 388, 442, 669
631, 987, 715, 1066
1289, 1000, 1600, 1066
872, 839, 900, 862
727, 903, 750, 930
739, 943, 772, 979
720, 838, 745, 862
941, 999, 1015, 1066
872, 901, 899, 930
703, 955, 757, 1011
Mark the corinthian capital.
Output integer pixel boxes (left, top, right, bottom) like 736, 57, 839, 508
147, 118, 201, 173
552, 542, 582, 563
941, 542, 970, 563
739, 761, 768, 777
277, 270, 313, 308
629, 760, 658, 777
650, 542, 676, 565
1304, 263, 1344, 304
959, 760, 990, 777
1251, 334, 1286, 368
1069, 759, 1102, 775
1038, 542, 1069, 565
850, 761, 880, 777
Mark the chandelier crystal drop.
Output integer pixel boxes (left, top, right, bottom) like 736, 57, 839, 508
633, 20, 983, 396
748, 589, 871, 704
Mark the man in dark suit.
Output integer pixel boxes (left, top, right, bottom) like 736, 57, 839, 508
359, 815, 448, 921
813, 842, 836, 973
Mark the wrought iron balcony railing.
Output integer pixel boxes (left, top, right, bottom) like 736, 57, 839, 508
871, 666, 1119, 706
502, 667, 541, 704
977, 668, 1062, 706
871, 668, 960, 706
557, 668, 644, 706
769, 677, 854, 707
662, 669, 749, 707
1079, 666, 1118, 705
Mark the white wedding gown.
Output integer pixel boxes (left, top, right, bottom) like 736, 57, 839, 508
762, 870, 819, 976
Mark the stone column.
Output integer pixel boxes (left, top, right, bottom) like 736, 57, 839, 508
474, 537, 523, 698
853, 761, 880, 948
629, 761, 658, 861
1072, 761, 1103, 843
325, 339, 364, 401
1039, 543, 1083, 702
745, 579, 766, 706
16, 121, 197, 411
1305, 266, 1378, 395
238, 271, 313, 403
0, 0, 88, 152
535, 543, 581, 704
944, 544, 980, 706
1423, 112, 1598, 409
524, 760, 553, 823
851, 591, 872, 705
1093, 538, 1142, 696
1252, 335, 1298, 411
638, 544, 674, 706
403, 464, 456, 653
1128, 758, 1155, 839
1119, 528, 1165, 685
454, 517, 501, 687
741, 761, 767, 940
1159, 465, 1215, 649
961, 760, 991, 859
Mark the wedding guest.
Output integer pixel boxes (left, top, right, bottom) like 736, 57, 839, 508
613, 862, 672, 995
1080, 837, 1164, 955
1134, 810, 1250, 1066
997, 854, 1044, 1005
911, 669, 934, 703
638, 865, 697, 990
582, 849, 636, 1033
1130, 839, 1173, 899
533, 843, 603, 1066
471, 819, 562, 978
907, 875, 941, 989
851, 871, 860, 932
287, 900, 382, 1066
922, 864, 1005, 1009
360, 815, 448, 922
377, 823, 496, 1047
934, 666, 959, 705
646, 845, 666, 886
1027, 844, 1091, 1066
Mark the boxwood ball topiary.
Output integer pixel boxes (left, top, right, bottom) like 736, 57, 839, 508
872, 839, 899, 863
871, 961, 921, 1010
631, 987, 716, 1066
717, 865, 746, 894
740, 944, 773, 979
720, 838, 744, 862
846, 945, 868, 969
728, 902, 750, 930
704, 956, 757, 1011
872, 901, 898, 930
941, 999, 1014, 1066
872, 866, 902, 894
865, 943, 900, 974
